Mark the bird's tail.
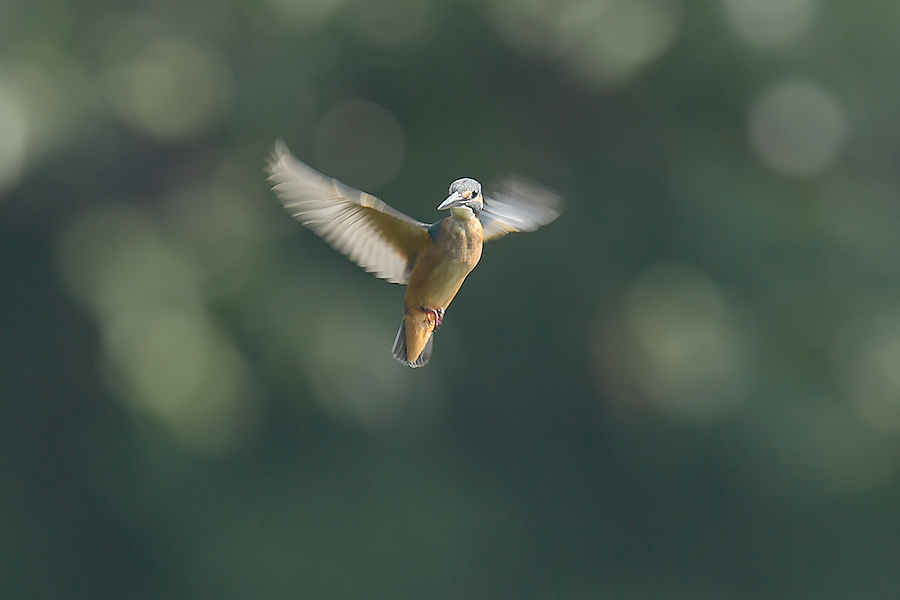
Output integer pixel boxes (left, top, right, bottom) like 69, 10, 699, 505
392, 316, 433, 368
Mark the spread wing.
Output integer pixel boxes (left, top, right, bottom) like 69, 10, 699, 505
480, 177, 563, 241
266, 140, 431, 284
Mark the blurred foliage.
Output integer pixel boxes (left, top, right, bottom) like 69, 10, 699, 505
3, 0, 900, 598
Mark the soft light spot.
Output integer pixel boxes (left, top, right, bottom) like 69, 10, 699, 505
816, 178, 900, 269
490, 0, 683, 83
723, 0, 817, 48
813, 404, 899, 492
5, 59, 89, 157
489, 0, 561, 55
103, 37, 233, 140
56, 206, 202, 316
57, 206, 257, 453
265, 0, 347, 31
607, 263, 749, 421
161, 178, 274, 301
0, 75, 28, 194
563, 0, 684, 83
345, 0, 433, 46
748, 80, 845, 178
312, 100, 406, 189
101, 306, 254, 453
0, 58, 93, 197
840, 317, 900, 434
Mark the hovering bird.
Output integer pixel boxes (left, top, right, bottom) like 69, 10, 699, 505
266, 140, 562, 367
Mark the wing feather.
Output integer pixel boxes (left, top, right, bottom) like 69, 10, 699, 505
266, 140, 430, 284
480, 177, 563, 241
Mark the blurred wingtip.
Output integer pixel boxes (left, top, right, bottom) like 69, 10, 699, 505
272, 137, 289, 157
266, 138, 290, 176
498, 175, 565, 221
481, 175, 564, 239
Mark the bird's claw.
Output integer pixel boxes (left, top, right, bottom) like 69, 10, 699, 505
421, 307, 444, 330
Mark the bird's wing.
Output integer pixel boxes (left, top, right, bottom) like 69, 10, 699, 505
267, 140, 431, 284
480, 177, 563, 241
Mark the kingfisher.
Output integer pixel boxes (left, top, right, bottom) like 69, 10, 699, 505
266, 140, 561, 367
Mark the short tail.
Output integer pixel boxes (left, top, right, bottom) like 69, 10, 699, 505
391, 318, 433, 368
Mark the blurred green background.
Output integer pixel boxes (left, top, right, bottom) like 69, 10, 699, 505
4, 0, 900, 598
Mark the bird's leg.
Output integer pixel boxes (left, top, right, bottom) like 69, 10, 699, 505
421, 307, 445, 330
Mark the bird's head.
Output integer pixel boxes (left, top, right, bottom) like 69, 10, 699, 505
437, 178, 483, 216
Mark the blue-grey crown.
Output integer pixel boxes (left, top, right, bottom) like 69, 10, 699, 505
449, 178, 481, 195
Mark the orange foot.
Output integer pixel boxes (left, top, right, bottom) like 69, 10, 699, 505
421, 307, 445, 330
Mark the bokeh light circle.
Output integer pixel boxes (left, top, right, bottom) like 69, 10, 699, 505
723, 0, 817, 48
103, 37, 233, 140
748, 80, 845, 178
312, 100, 407, 190
0, 81, 28, 194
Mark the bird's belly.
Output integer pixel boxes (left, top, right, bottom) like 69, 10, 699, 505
413, 260, 474, 306
404, 241, 482, 309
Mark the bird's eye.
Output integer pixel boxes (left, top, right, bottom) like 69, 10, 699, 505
472, 190, 479, 198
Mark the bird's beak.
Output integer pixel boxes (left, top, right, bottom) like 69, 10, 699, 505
437, 191, 464, 211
